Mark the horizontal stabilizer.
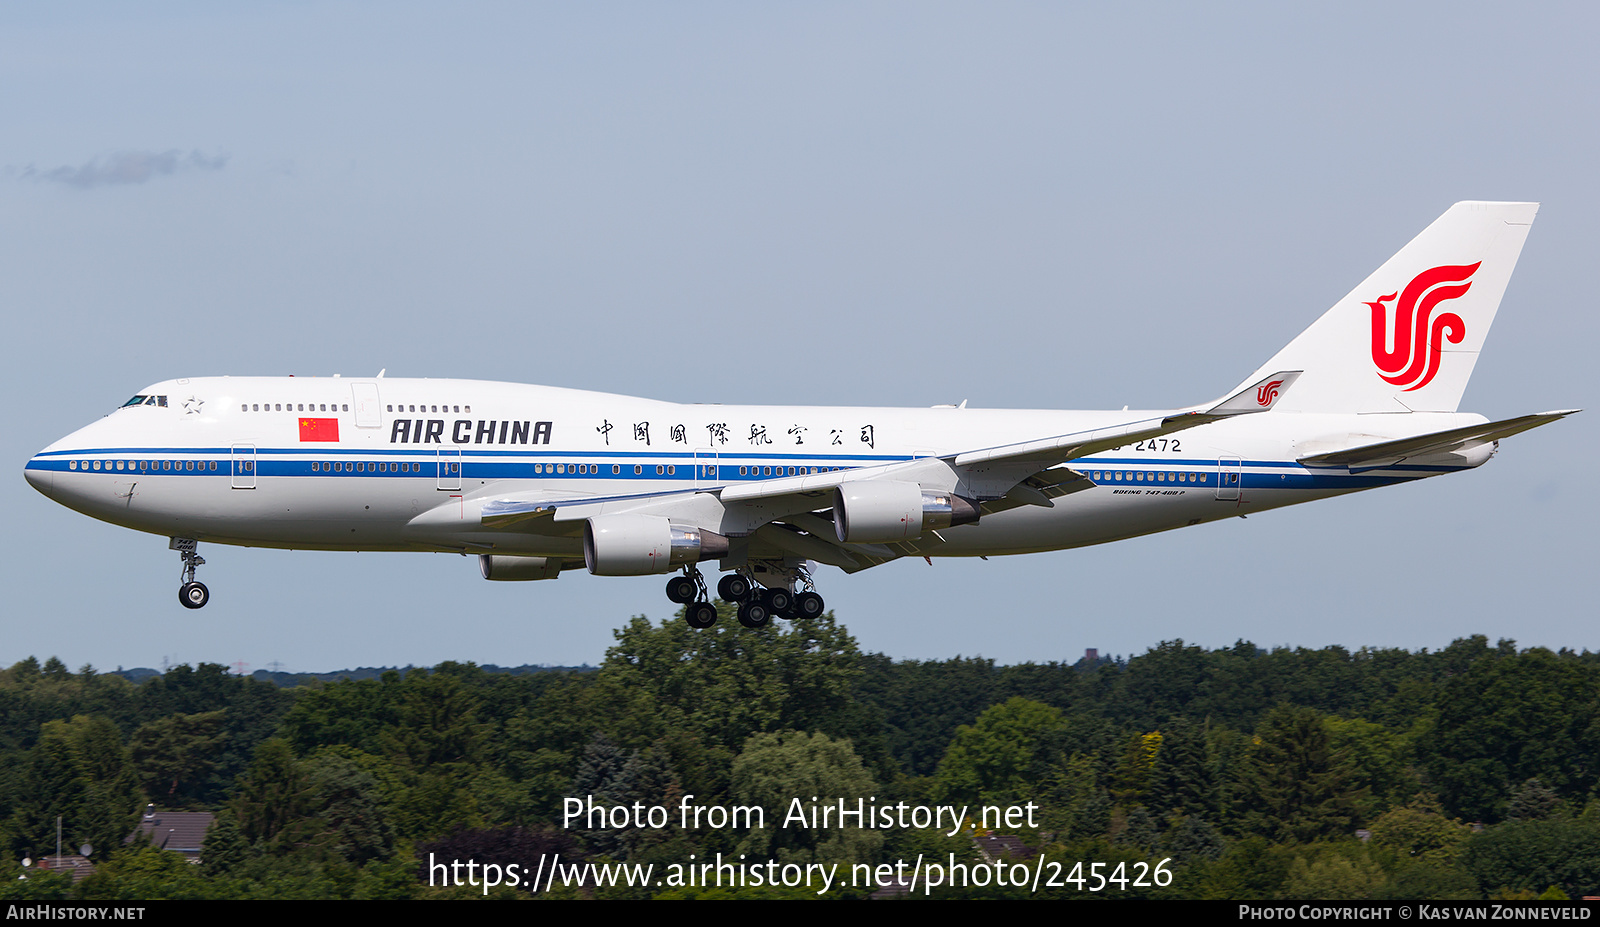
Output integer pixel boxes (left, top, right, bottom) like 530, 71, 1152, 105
1298, 409, 1578, 468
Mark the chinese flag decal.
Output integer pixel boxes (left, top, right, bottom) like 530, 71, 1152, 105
298, 418, 340, 442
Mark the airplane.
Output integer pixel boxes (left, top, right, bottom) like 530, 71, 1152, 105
23, 201, 1575, 630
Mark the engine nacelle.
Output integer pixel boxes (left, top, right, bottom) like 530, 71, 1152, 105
583, 514, 730, 576
833, 481, 980, 543
478, 555, 562, 581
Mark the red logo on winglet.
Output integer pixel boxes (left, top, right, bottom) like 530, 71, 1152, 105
298, 418, 340, 442
1256, 379, 1284, 407
1368, 262, 1480, 392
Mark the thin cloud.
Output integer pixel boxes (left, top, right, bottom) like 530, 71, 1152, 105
24, 149, 228, 189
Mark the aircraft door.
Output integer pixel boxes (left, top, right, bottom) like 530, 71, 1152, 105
436, 445, 461, 491
694, 448, 718, 488
1215, 456, 1242, 501
351, 382, 382, 428
231, 444, 257, 489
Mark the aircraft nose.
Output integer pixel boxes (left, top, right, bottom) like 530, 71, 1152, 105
24, 456, 55, 497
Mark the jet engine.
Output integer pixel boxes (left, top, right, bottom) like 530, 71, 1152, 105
583, 514, 730, 576
478, 555, 562, 581
833, 481, 979, 543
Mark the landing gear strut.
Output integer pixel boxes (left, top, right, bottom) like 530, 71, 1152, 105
724, 563, 826, 627
783, 563, 826, 620
667, 565, 719, 628
171, 538, 209, 610
670, 561, 829, 630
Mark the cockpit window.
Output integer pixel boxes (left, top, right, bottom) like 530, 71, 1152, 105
120, 395, 167, 409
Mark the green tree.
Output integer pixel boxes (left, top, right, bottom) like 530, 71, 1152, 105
1367, 794, 1472, 863
1239, 706, 1364, 843
2, 716, 141, 861
1506, 778, 1563, 822
129, 710, 227, 805
230, 738, 316, 852
1281, 845, 1387, 900
731, 730, 882, 865
599, 612, 871, 756
1147, 717, 1221, 821
933, 697, 1065, 806
1463, 819, 1600, 899
1420, 646, 1600, 822
305, 749, 395, 864
74, 844, 214, 901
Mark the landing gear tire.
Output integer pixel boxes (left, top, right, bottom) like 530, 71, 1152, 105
665, 575, 698, 604
717, 574, 751, 603
794, 591, 824, 620
179, 581, 210, 610
737, 600, 770, 629
761, 588, 793, 615
686, 602, 718, 629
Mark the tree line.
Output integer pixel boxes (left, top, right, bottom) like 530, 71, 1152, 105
2, 613, 1598, 899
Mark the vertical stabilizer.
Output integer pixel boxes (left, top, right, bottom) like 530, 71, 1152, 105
1234, 201, 1537, 413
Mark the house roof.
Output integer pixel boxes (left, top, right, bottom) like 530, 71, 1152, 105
129, 809, 216, 856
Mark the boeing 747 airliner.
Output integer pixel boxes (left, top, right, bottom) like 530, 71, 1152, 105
24, 201, 1574, 628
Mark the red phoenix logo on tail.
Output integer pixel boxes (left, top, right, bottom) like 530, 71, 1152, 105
1256, 379, 1284, 407
1368, 262, 1480, 392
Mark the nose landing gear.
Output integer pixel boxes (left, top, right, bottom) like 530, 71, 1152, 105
171, 537, 209, 609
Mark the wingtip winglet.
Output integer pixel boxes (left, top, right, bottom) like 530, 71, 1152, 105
1200, 370, 1304, 417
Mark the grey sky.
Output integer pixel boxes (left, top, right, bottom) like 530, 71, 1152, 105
3, 3, 1594, 673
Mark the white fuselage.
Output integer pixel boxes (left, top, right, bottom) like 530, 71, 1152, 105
24, 376, 1491, 566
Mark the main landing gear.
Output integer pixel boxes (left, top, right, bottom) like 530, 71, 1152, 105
665, 566, 718, 629
171, 537, 209, 609
663, 563, 827, 630
701, 567, 827, 628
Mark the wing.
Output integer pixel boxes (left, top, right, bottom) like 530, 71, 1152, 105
436, 371, 1301, 569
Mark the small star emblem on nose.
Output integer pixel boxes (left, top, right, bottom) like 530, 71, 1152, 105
182, 397, 204, 415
